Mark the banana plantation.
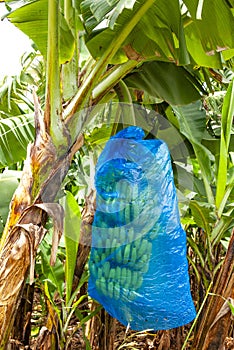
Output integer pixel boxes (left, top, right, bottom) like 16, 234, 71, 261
0, 0, 233, 349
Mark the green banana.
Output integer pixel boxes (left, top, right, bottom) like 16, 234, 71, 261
131, 201, 140, 222
123, 244, 131, 264
101, 252, 107, 261
110, 237, 118, 255
108, 281, 114, 298
125, 268, 132, 289
115, 247, 123, 264
127, 227, 135, 244
89, 263, 97, 277
121, 267, 127, 285
113, 282, 121, 300
130, 270, 139, 288
133, 238, 142, 251
137, 254, 150, 272
147, 242, 152, 256
105, 238, 111, 254
95, 278, 102, 291
109, 268, 116, 280
118, 226, 126, 244
92, 250, 101, 263
124, 204, 131, 224
135, 275, 143, 289
130, 246, 137, 265
97, 267, 103, 279
121, 180, 130, 201
103, 261, 111, 278
137, 239, 150, 257
141, 261, 149, 273
115, 265, 121, 280
96, 236, 103, 248
96, 277, 108, 296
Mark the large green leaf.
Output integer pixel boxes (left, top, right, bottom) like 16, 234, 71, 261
124, 61, 204, 105
6, 0, 75, 64
172, 101, 215, 203
81, 0, 190, 65
80, 0, 234, 67
60, 191, 81, 304
40, 239, 65, 296
216, 79, 234, 210
189, 200, 216, 235
183, 0, 234, 58
0, 113, 35, 168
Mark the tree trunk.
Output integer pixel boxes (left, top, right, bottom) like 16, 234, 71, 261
87, 303, 117, 350
193, 229, 234, 350
0, 100, 83, 348
11, 283, 35, 347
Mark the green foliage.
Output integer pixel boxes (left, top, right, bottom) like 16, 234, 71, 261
0, 51, 45, 168
6, 0, 75, 64
0, 114, 34, 168
216, 79, 234, 210
0, 0, 234, 347
124, 61, 205, 105
173, 101, 215, 203
60, 191, 81, 304
0, 170, 20, 233
37, 191, 92, 348
80, 0, 234, 67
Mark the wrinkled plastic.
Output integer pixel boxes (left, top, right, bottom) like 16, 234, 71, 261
88, 126, 196, 330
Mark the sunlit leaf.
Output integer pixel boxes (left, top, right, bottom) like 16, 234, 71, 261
216, 79, 234, 209
7, 0, 75, 64
0, 113, 35, 168
80, 0, 234, 67
183, 0, 234, 55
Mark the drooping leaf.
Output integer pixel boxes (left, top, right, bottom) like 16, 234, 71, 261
80, 0, 234, 67
7, 0, 75, 64
183, 0, 234, 55
0, 78, 25, 118
40, 239, 65, 296
125, 61, 204, 105
189, 200, 216, 234
184, 22, 223, 68
0, 113, 35, 168
172, 101, 207, 142
81, 0, 190, 65
172, 101, 214, 186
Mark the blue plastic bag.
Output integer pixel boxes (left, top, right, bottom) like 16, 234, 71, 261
88, 126, 196, 330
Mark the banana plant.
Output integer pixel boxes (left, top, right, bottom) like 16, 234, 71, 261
0, 0, 233, 349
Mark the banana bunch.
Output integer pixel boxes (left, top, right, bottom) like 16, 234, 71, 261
89, 229, 153, 301
89, 179, 155, 300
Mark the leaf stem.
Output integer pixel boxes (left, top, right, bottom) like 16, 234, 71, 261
64, 0, 155, 119
216, 79, 234, 210
92, 60, 138, 102
45, 0, 68, 151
